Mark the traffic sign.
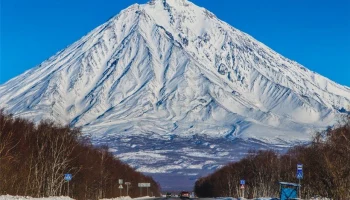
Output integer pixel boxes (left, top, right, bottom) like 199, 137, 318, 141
119, 185, 123, 189
297, 164, 303, 170
240, 180, 245, 185
297, 171, 303, 179
64, 174, 72, 181
64, 174, 72, 196
138, 183, 151, 187
119, 179, 123, 184
296, 164, 303, 199
297, 164, 303, 179
240, 185, 245, 189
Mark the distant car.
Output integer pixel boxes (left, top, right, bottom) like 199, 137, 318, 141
166, 192, 172, 198
179, 191, 190, 199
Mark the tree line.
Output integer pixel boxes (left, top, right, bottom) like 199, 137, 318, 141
194, 115, 350, 199
0, 110, 160, 200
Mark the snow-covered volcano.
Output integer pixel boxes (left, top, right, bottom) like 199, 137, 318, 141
1, 0, 349, 189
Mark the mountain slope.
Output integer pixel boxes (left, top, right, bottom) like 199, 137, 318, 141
1, 0, 350, 189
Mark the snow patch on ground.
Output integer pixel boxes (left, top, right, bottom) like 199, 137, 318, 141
0, 196, 157, 200
0, 196, 73, 200
1, 0, 350, 192
216, 198, 330, 200
0, 195, 331, 200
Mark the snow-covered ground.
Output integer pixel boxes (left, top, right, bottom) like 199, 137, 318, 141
0, 196, 156, 200
0, 195, 331, 200
216, 198, 330, 200
0, 196, 73, 200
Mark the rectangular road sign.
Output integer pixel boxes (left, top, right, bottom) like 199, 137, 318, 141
119, 179, 123, 184
297, 164, 303, 170
64, 174, 72, 181
297, 164, 303, 179
297, 170, 303, 179
138, 183, 151, 187
240, 180, 245, 185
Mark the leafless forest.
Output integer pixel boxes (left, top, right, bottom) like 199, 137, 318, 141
0, 110, 160, 200
195, 115, 350, 199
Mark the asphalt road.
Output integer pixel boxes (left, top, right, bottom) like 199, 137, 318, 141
157, 198, 197, 200
152, 197, 213, 200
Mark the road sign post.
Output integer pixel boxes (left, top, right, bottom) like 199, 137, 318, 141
297, 164, 303, 199
119, 184, 123, 196
118, 179, 124, 197
64, 174, 72, 196
125, 182, 131, 196
138, 183, 150, 197
240, 180, 245, 198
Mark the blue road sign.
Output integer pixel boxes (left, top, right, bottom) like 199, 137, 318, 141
240, 180, 245, 185
64, 174, 72, 181
297, 170, 303, 179
297, 164, 303, 179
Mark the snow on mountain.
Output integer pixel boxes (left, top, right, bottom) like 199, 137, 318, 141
1, 0, 349, 189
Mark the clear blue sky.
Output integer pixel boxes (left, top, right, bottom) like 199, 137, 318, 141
1, 0, 349, 86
